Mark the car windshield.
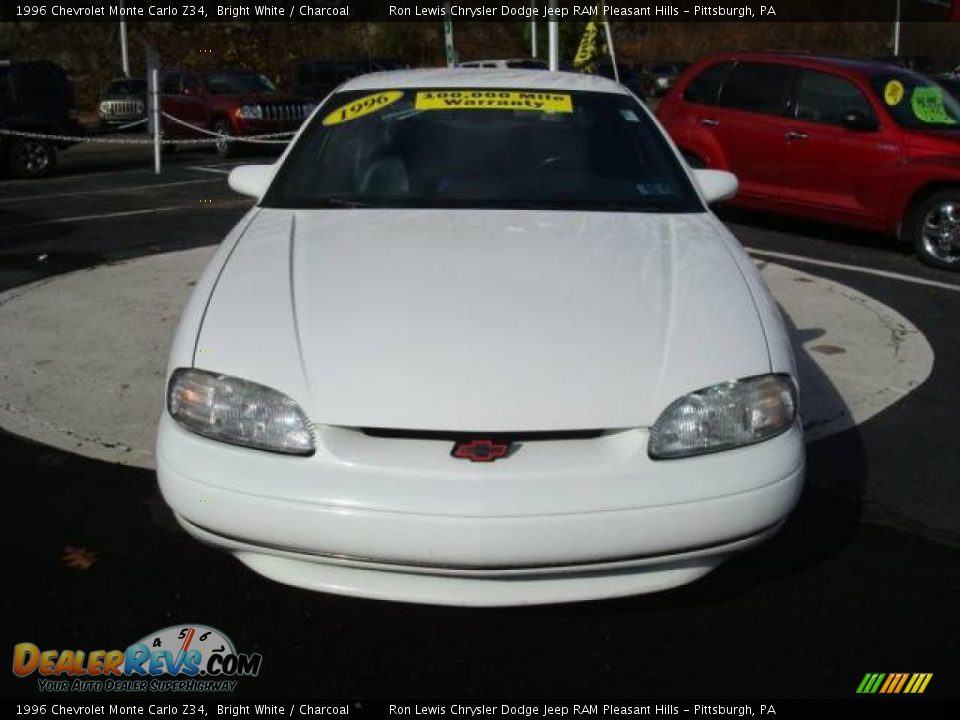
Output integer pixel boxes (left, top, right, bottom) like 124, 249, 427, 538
264, 87, 702, 213
870, 73, 960, 129
202, 72, 276, 95
106, 79, 146, 95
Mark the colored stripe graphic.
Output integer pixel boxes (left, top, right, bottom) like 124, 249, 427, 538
858, 672, 932, 694
857, 673, 885, 693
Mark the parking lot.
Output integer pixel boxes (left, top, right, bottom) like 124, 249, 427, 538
1, 139, 958, 701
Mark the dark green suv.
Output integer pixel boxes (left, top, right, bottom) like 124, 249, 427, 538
0, 60, 85, 178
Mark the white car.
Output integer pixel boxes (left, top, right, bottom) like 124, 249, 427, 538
157, 70, 804, 606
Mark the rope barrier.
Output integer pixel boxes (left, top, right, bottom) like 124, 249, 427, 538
0, 114, 296, 147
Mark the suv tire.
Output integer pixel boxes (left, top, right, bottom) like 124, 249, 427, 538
8, 138, 57, 178
213, 118, 236, 159
905, 189, 960, 271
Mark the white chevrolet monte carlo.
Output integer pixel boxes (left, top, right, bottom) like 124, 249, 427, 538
157, 70, 805, 606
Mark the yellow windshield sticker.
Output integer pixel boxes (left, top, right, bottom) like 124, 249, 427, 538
884, 80, 905, 106
322, 91, 404, 126
911, 87, 957, 124
415, 90, 573, 113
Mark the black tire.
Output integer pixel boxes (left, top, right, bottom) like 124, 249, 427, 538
213, 118, 236, 159
7, 138, 57, 178
904, 188, 960, 271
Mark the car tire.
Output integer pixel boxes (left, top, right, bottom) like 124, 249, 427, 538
213, 119, 236, 159
905, 189, 960, 271
7, 138, 57, 178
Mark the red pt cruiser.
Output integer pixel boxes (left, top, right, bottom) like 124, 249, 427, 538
656, 52, 960, 270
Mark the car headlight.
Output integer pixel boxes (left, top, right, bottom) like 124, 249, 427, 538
167, 368, 314, 455
235, 104, 262, 120
648, 374, 797, 460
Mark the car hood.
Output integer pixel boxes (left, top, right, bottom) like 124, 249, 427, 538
208, 91, 302, 104
195, 208, 770, 431
101, 93, 145, 101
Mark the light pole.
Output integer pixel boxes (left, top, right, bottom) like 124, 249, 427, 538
893, 0, 901, 56
530, 1, 537, 58
119, 0, 130, 77
548, 0, 558, 71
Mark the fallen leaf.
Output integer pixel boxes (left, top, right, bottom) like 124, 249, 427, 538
62, 546, 98, 570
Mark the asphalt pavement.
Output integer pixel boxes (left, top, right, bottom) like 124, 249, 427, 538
1, 142, 958, 701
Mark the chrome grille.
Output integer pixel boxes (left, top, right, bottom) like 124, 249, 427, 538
101, 99, 144, 119
258, 102, 304, 123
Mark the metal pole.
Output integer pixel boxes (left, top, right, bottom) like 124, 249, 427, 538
893, 0, 901, 56
119, 1, 130, 77
443, 2, 456, 68
548, 0, 559, 71
151, 67, 161, 174
603, 20, 618, 83
530, 1, 537, 58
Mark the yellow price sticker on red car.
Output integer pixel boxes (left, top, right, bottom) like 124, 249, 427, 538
415, 90, 573, 113
322, 90, 404, 126
884, 80, 905, 106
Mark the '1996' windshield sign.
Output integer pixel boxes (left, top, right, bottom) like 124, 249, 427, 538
415, 90, 573, 113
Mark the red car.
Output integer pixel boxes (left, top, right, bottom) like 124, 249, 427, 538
656, 52, 960, 270
160, 69, 312, 159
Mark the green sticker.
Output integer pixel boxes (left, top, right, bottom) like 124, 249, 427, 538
910, 87, 957, 125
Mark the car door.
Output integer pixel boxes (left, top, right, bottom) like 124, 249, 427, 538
178, 72, 209, 130
779, 68, 901, 224
705, 61, 798, 201
160, 72, 187, 137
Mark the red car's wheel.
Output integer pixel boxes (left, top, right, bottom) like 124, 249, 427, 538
906, 189, 960, 271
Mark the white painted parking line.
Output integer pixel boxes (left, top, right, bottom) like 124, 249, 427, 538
0, 200, 250, 230
0, 165, 169, 187
746, 247, 960, 293
0, 178, 221, 205
188, 166, 232, 175
3, 205, 196, 229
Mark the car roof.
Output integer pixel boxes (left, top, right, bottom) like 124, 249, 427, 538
339, 68, 629, 94
702, 51, 920, 77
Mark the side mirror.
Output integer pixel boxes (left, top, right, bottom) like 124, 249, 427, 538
228, 164, 275, 200
841, 110, 879, 131
693, 168, 738, 204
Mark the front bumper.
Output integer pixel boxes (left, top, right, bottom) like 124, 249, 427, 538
233, 118, 304, 135
157, 415, 805, 605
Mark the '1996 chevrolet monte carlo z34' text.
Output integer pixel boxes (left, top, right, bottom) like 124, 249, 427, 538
157, 70, 805, 606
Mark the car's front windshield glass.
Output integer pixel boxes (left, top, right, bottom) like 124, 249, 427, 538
202, 72, 276, 95
263, 87, 703, 213
871, 73, 960, 129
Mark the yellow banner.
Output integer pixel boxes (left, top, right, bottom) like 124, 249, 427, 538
574, 20, 603, 72
414, 90, 573, 113
322, 90, 404, 126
